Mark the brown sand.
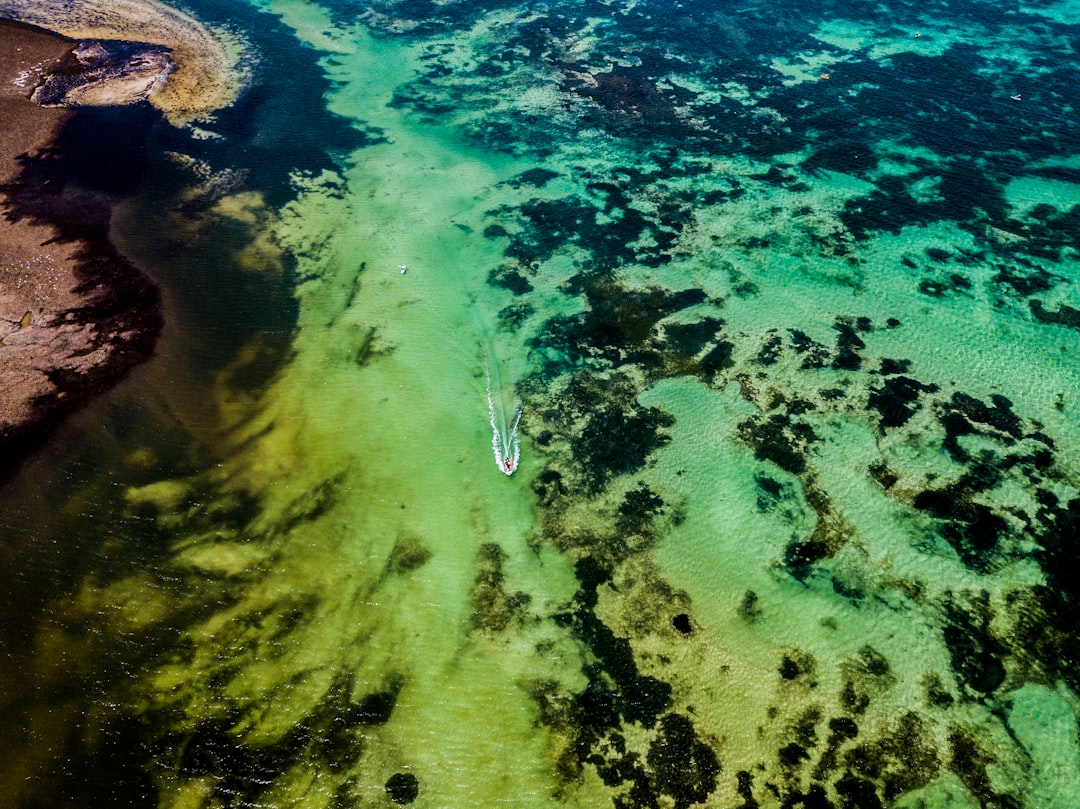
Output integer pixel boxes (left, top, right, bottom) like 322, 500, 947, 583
0, 19, 161, 481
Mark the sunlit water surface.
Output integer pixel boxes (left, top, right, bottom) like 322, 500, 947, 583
1, 0, 1079, 807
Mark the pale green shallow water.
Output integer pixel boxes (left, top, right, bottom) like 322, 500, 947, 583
1, 0, 1079, 807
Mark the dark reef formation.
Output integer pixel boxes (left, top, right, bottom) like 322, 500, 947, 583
370, 0, 1080, 802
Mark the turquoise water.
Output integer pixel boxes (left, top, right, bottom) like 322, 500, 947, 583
1, 0, 1079, 806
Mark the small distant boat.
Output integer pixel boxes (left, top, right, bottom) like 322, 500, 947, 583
1011, 93, 1022, 101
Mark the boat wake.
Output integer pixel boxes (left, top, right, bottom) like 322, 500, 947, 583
485, 357, 522, 476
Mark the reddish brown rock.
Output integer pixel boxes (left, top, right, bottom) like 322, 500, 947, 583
0, 19, 161, 482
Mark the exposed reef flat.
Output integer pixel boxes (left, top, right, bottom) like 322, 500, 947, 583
0, 0, 247, 124
30, 38, 175, 108
0, 20, 161, 482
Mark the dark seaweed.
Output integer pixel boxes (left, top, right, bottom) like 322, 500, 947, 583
757, 333, 784, 366
789, 330, 830, 369
645, 713, 721, 808
539, 277, 708, 366
1030, 299, 1080, 330
877, 358, 911, 375
386, 772, 419, 804
941, 593, 1007, 696
831, 321, 865, 371
866, 376, 938, 430
577, 404, 674, 491
617, 483, 666, 534
470, 543, 532, 632
672, 613, 694, 636
739, 414, 817, 475
834, 773, 883, 809
664, 317, 724, 356
487, 264, 534, 294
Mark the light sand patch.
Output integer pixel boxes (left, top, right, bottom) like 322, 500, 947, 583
1020, 0, 1080, 25
770, 51, 850, 86
1005, 174, 1080, 217
812, 18, 956, 59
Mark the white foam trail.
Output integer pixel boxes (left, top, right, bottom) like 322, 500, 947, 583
485, 361, 521, 476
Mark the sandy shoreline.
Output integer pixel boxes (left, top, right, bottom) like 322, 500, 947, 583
0, 19, 162, 483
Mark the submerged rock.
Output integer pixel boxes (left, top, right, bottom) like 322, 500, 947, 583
385, 772, 419, 804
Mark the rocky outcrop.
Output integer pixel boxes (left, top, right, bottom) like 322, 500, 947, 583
0, 20, 162, 483
31, 38, 175, 108
0, 0, 246, 125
